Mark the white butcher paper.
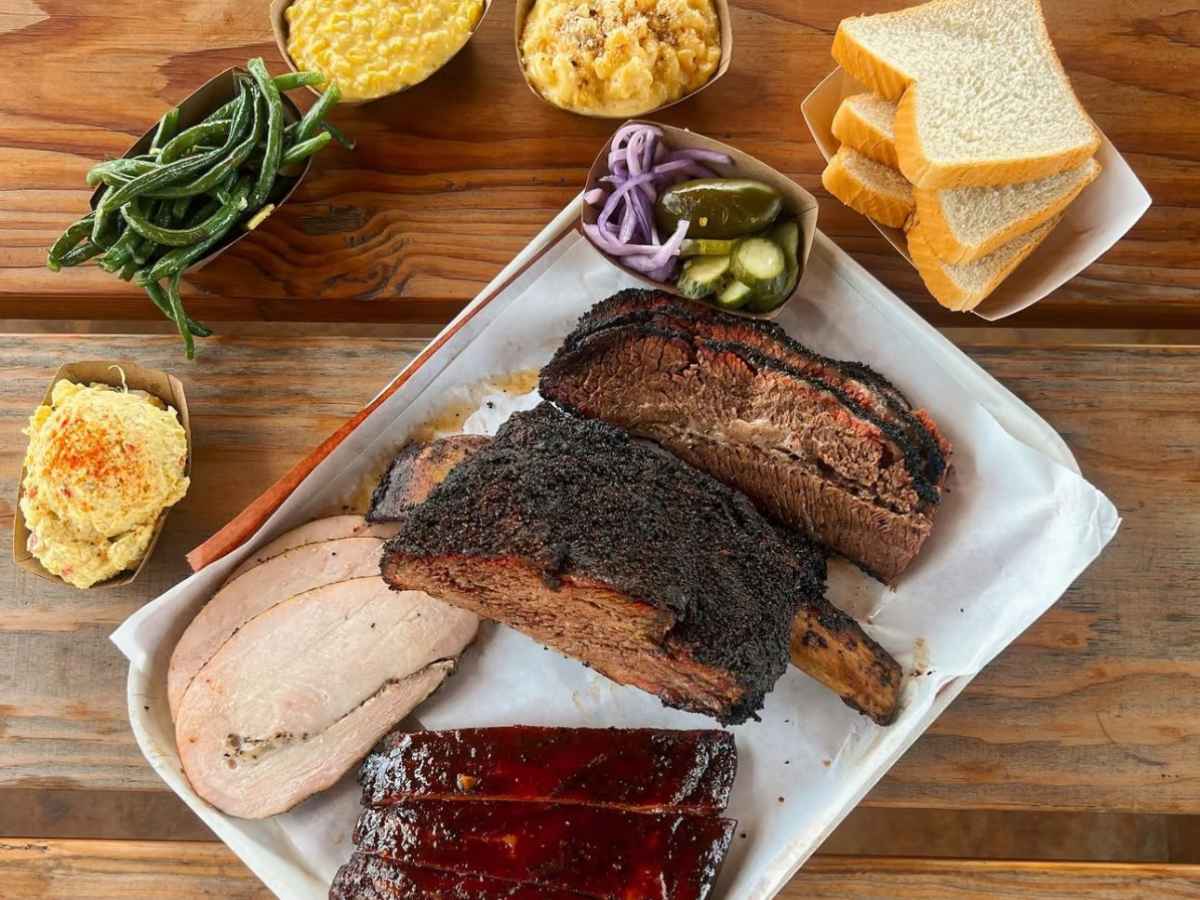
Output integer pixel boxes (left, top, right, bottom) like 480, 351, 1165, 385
113, 201, 1119, 900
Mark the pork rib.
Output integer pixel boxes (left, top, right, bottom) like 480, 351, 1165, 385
330, 853, 589, 899
359, 726, 736, 813
354, 800, 735, 900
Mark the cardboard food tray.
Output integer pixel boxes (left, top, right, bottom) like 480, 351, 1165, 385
271, 0, 493, 104
114, 200, 1118, 899
801, 68, 1152, 321
13, 361, 191, 590
581, 121, 820, 319
90, 67, 310, 277
514, 0, 731, 117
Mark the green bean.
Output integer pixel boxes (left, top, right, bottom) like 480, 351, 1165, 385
166, 272, 195, 359
86, 158, 158, 187
281, 131, 331, 167
57, 241, 104, 267
296, 82, 340, 142
143, 96, 261, 201
246, 58, 284, 210
119, 258, 140, 281
137, 180, 250, 283
144, 277, 211, 340
208, 72, 315, 121
90, 187, 121, 248
46, 214, 96, 270
94, 143, 227, 213
274, 71, 325, 91
149, 107, 180, 154
99, 226, 141, 271
319, 120, 355, 150
158, 120, 231, 164
212, 171, 240, 205
121, 188, 247, 246
170, 195, 192, 221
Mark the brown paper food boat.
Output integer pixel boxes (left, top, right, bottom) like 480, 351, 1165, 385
89, 67, 310, 278
12, 361, 192, 590
514, 0, 731, 118
581, 120, 819, 319
271, 0, 494, 104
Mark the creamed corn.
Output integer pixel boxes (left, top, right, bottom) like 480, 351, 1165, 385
520, 0, 721, 117
285, 0, 485, 102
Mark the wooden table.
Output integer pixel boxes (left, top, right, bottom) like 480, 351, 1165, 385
2, 0, 1199, 897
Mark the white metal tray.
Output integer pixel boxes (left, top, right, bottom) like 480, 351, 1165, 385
113, 200, 1118, 899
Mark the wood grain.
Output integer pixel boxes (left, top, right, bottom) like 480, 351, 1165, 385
0, 332, 1196, 815
780, 856, 1200, 899
2, 841, 1198, 899
1, 0, 1196, 329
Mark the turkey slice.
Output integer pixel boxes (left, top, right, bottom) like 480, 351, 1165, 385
175, 576, 478, 819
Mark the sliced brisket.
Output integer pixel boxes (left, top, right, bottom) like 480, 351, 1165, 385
380, 402, 821, 724
540, 289, 952, 583
353, 800, 735, 900
359, 726, 736, 813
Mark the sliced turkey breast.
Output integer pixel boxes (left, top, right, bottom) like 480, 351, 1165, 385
175, 576, 478, 819
167, 536, 387, 719
226, 515, 399, 582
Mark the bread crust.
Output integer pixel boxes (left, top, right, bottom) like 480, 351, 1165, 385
912, 159, 1101, 264
896, 84, 1100, 189
831, 22, 912, 101
822, 150, 913, 230
832, 98, 900, 169
907, 215, 1058, 311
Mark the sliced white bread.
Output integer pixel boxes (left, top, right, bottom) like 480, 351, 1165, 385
832, 0, 1100, 189
913, 157, 1100, 264
822, 146, 914, 229
908, 214, 1061, 311
832, 93, 900, 168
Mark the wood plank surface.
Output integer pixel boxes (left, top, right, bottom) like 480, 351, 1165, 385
1, 0, 1197, 329
0, 332, 1196, 814
3, 840, 1199, 899
780, 856, 1200, 898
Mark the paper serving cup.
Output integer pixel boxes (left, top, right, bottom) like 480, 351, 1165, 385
581, 120, 819, 319
90, 67, 309, 278
271, 0, 493, 104
514, 0, 731, 118
12, 361, 192, 590
801, 67, 1152, 321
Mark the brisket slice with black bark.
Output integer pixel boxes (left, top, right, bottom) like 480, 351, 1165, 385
373, 427, 900, 724
380, 402, 820, 724
540, 290, 952, 584
572, 290, 949, 493
353, 800, 735, 900
359, 726, 736, 813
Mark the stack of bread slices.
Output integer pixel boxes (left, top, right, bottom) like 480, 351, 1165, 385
820, 0, 1102, 311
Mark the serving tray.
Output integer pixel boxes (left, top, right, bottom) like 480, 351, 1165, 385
113, 201, 1117, 899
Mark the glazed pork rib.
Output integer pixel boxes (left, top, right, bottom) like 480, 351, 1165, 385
353, 800, 735, 900
359, 726, 736, 813
540, 289, 952, 584
330, 853, 589, 899
380, 402, 823, 724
